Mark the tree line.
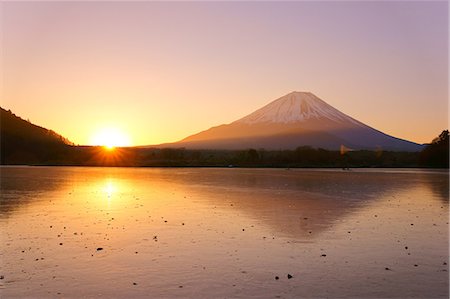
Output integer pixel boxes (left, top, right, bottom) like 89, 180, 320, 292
2, 140, 447, 168
1, 107, 448, 168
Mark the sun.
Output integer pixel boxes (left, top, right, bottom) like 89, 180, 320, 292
90, 127, 131, 149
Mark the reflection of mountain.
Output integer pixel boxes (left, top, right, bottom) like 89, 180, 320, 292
163, 92, 422, 151
419, 170, 449, 203
0, 167, 74, 215
1, 168, 447, 238
162, 169, 448, 238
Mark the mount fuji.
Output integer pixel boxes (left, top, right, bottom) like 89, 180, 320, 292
162, 92, 422, 151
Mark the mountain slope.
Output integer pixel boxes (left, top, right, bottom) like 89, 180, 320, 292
165, 92, 422, 151
1, 107, 71, 164
235, 91, 362, 126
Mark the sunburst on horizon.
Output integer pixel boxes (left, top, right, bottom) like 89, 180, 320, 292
90, 127, 131, 149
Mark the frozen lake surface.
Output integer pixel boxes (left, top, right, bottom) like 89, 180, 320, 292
0, 167, 448, 298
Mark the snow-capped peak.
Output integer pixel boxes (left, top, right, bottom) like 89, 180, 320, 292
234, 91, 360, 125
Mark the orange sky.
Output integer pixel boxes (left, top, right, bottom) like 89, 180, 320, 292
1, 2, 448, 146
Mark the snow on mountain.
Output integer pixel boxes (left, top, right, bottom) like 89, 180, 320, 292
235, 91, 362, 126
160, 91, 423, 151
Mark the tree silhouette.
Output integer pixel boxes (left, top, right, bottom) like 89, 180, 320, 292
420, 130, 449, 168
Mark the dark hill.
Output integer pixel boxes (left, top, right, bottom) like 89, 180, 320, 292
1, 107, 71, 164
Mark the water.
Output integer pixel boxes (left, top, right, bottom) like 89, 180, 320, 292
0, 167, 448, 298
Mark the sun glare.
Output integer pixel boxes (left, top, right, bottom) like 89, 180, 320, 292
91, 127, 131, 148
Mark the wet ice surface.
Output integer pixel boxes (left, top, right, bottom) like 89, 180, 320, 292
0, 167, 448, 298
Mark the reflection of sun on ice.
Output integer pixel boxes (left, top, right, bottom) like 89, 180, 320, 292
90, 127, 131, 149
104, 181, 116, 198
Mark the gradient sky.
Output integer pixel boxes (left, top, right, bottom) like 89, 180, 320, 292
1, 1, 448, 146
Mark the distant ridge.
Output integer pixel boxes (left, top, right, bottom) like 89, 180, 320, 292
160, 91, 423, 151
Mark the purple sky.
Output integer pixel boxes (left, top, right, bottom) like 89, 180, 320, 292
1, 1, 448, 145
